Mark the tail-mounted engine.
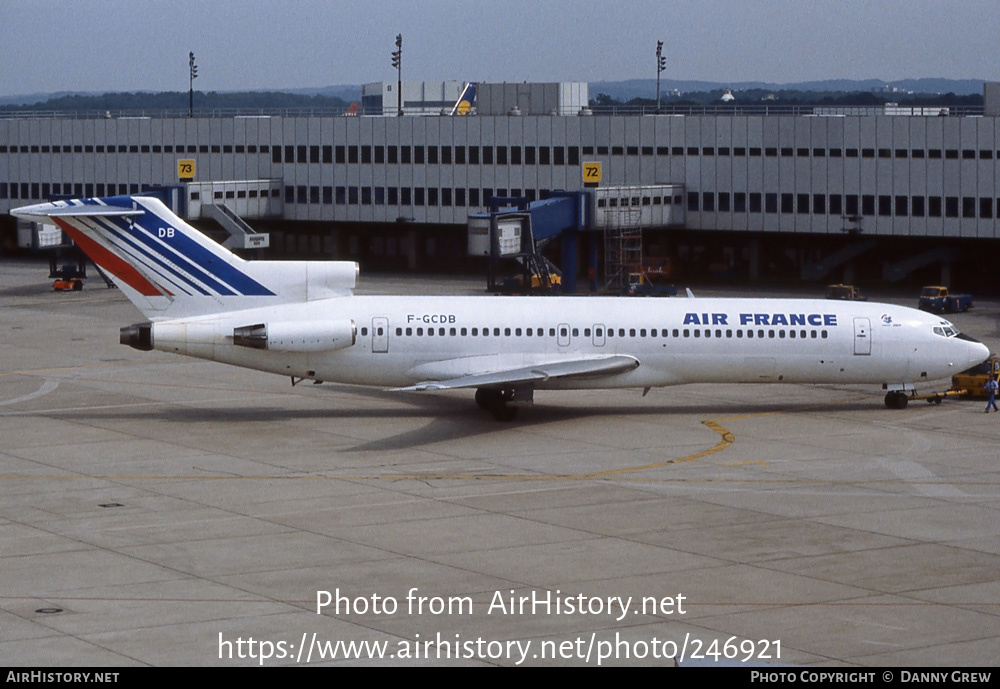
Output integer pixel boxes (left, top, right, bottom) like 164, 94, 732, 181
120, 322, 153, 351
232, 320, 356, 352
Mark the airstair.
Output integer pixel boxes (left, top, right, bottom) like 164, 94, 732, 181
203, 203, 270, 250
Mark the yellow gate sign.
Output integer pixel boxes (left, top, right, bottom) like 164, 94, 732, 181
177, 159, 196, 181
582, 161, 601, 186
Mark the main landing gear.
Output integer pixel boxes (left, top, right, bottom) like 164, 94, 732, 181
884, 391, 910, 409
475, 387, 521, 421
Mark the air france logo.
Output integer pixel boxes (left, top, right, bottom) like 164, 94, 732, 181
683, 312, 837, 327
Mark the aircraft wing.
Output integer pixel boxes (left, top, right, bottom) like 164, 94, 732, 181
395, 355, 639, 391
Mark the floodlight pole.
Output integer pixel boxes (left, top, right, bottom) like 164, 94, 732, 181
655, 41, 666, 112
188, 52, 198, 118
391, 34, 403, 117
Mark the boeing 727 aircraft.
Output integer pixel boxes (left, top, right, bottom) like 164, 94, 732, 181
12, 196, 990, 419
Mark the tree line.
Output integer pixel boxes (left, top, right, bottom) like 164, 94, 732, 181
8, 91, 351, 113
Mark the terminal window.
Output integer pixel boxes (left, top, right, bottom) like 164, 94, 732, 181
945, 197, 958, 217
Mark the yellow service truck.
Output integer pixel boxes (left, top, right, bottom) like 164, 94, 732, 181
951, 354, 1000, 399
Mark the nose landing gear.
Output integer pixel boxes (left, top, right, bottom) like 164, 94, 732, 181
884, 391, 909, 409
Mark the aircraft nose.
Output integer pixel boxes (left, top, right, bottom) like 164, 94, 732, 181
966, 340, 991, 368
951, 333, 990, 367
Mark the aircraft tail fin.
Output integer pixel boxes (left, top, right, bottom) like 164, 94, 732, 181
11, 196, 357, 319
450, 82, 477, 116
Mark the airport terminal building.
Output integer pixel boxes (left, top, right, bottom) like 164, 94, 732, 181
3, 82, 1000, 287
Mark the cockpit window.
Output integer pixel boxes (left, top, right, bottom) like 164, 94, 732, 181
933, 324, 959, 337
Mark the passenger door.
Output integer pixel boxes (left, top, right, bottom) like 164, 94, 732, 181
853, 317, 871, 355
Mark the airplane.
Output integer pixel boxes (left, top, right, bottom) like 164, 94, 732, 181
449, 82, 476, 116
11, 195, 991, 420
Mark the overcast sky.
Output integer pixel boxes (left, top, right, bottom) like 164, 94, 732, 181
2, 0, 997, 97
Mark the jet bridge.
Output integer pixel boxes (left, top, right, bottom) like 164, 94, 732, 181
468, 191, 593, 294
468, 185, 685, 294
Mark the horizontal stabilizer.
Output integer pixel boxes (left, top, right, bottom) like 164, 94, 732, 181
395, 355, 639, 391
11, 202, 144, 218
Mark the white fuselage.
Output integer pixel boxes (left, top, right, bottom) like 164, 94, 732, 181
149, 295, 989, 391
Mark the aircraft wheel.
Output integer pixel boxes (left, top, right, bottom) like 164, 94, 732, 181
475, 388, 517, 421
475, 388, 496, 410
884, 391, 909, 409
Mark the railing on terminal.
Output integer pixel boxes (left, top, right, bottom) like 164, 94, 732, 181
0, 103, 986, 119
